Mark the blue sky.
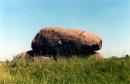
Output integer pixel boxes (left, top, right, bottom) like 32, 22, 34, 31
0, 0, 130, 60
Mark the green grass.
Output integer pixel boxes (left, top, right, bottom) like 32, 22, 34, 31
0, 56, 130, 84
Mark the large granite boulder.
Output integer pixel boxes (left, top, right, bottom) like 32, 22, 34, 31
31, 27, 102, 60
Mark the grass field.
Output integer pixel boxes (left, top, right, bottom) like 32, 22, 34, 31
0, 55, 130, 84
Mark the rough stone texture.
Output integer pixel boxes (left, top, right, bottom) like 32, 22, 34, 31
88, 52, 103, 60
31, 27, 102, 58
16, 51, 51, 61
17, 52, 27, 59
16, 51, 103, 61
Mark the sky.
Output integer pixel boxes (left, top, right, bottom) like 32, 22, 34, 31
0, 0, 130, 60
